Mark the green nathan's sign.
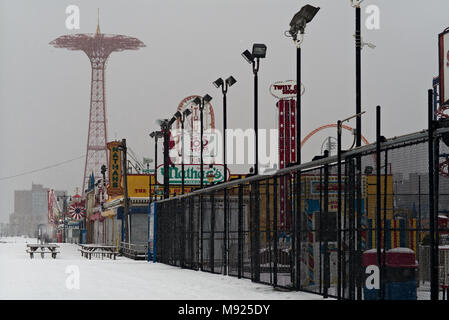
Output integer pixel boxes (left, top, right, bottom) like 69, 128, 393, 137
156, 164, 230, 185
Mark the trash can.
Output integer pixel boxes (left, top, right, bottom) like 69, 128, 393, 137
362, 248, 384, 300
384, 248, 417, 300
362, 248, 417, 300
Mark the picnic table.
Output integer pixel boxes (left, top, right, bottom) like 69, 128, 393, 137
26, 243, 60, 259
78, 244, 118, 260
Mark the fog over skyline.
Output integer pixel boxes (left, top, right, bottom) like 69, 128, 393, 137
0, 0, 448, 222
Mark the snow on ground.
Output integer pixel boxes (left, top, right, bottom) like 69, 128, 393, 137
0, 237, 329, 300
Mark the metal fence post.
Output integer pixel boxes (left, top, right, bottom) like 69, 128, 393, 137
376, 105, 383, 300
200, 194, 203, 271
428, 89, 438, 300
255, 181, 260, 282
238, 182, 243, 279
337, 120, 343, 299
323, 158, 330, 298
273, 177, 278, 287
223, 187, 228, 276
264, 180, 272, 284
180, 199, 186, 268
349, 158, 356, 300
210, 191, 215, 273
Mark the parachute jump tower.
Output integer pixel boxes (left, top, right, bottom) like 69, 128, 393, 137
50, 15, 145, 195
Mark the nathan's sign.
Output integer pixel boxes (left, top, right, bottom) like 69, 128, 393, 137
156, 164, 230, 185
270, 80, 304, 100
106, 141, 123, 195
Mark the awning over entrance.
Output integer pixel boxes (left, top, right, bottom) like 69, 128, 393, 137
101, 209, 116, 218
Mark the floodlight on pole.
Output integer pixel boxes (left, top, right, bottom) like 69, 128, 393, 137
183, 108, 192, 117
286, 4, 319, 291
213, 73, 237, 275
287, 4, 320, 47
149, 130, 163, 201
192, 94, 213, 188
350, 0, 364, 8
252, 44, 267, 58
175, 108, 192, 195
203, 94, 212, 104
241, 50, 254, 64
242, 44, 266, 175
157, 117, 177, 199
225, 76, 237, 87
213, 78, 224, 88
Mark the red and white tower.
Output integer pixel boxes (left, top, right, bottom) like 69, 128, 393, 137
270, 80, 302, 231
50, 18, 145, 195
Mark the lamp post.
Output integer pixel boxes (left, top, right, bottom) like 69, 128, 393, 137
150, 130, 163, 201
287, 3, 319, 291
175, 109, 192, 194
193, 94, 213, 188
213, 76, 237, 183
350, 0, 374, 299
242, 44, 266, 175
242, 44, 266, 283
213, 76, 236, 275
158, 116, 177, 199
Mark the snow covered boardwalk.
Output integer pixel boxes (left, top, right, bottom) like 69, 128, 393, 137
0, 237, 328, 300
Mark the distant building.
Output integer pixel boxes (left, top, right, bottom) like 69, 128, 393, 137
0, 223, 8, 237
8, 184, 65, 237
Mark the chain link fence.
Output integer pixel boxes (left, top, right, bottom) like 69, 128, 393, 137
153, 125, 449, 300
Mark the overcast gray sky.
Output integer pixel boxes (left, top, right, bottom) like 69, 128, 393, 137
0, 0, 448, 223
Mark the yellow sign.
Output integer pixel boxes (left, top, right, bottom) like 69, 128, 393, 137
127, 174, 196, 197
107, 141, 123, 196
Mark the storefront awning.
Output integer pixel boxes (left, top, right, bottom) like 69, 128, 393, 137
101, 209, 116, 217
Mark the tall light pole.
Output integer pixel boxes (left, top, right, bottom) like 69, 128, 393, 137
150, 130, 163, 201
213, 76, 237, 183
212, 76, 236, 275
287, 4, 319, 291
175, 109, 192, 194
242, 44, 267, 175
193, 94, 213, 189
158, 116, 177, 199
351, 0, 363, 300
